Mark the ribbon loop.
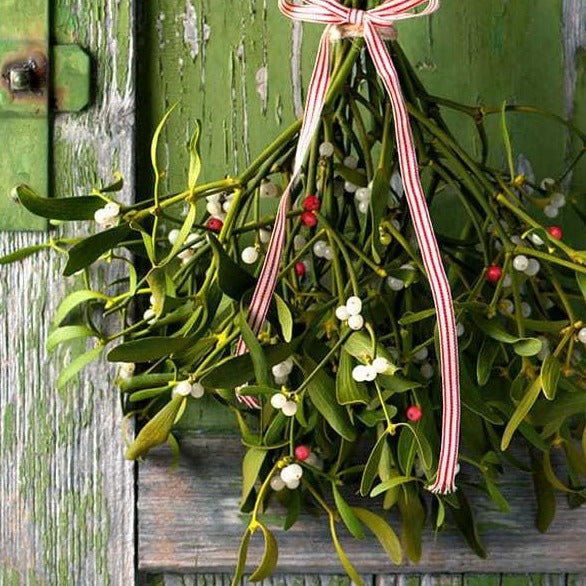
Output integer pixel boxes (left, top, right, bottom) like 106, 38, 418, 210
236, 0, 460, 495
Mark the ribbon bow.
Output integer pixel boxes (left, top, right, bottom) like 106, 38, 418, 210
236, 0, 459, 495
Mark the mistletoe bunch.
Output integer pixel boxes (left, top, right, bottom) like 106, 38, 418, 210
3, 32, 586, 582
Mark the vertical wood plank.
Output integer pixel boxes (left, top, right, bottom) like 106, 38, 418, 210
0, 1, 136, 584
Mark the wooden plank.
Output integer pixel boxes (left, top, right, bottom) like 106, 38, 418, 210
138, 439, 586, 575
0, 1, 136, 583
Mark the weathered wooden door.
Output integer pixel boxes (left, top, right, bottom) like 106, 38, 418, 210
1, 1, 586, 585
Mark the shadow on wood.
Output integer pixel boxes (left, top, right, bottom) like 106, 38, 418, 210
138, 438, 586, 575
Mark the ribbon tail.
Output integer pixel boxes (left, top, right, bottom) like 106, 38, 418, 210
364, 23, 460, 494
236, 31, 333, 406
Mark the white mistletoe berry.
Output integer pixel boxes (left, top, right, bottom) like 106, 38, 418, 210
103, 202, 120, 218
550, 192, 566, 208
323, 246, 334, 261
524, 258, 541, 277
352, 364, 368, 382
521, 302, 532, 318
272, 362, 289, 378
313, 240, 327, 258
293, 234, 307, 251
168, 229, 181, 245
206, 193, 222, 204
119, 362, 135, 379
578, 327, 586, 345
420, 363, 434, 380
259, 181, 279, 198
190, 382, 205, 399
206, 201, 223, 217
345, 296, 362, 316
285, 478, 300, 490
270, 393, 287, 410
270, 475, 286, 491
357, 201, 370, 215
282, 400, 298, 417
456, 322, 465, 337
413, 347, 429, 362
500, 299, 514, 315
241, 246, 259, 265
344, 181, 358, 193
513, 255, 529, 272
259, 228, 271, 243
544, 204, 559, 218
281, 357, 294, 375
355, 187, 371, 203
502, 274, 513, 288
372, 357, 390, 374
281, 463, 303, 483
386, 277, 405, 291
143, 308, 156, 324
93, 207, 111, 225
540, 177, 555, 190
343, 155, 358, 169
274, 374, 289, 386
319, 141, 334, 158
363, 365, 377, 382
335, 305, 350, 321
173, 380, 193, 397
348, 314, 365, 331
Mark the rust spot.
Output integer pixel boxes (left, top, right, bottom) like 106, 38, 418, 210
0, 45, 47, 104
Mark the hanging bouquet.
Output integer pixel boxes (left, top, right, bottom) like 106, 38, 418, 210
3, 0, 586, 581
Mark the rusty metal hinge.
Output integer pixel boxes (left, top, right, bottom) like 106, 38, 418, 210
0, 0, 91, 231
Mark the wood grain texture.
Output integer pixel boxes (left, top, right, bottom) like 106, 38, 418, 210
138, 439, 586, 575
0, 1, 136, 584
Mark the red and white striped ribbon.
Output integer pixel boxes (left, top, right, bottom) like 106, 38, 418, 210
235, 0, 460, 494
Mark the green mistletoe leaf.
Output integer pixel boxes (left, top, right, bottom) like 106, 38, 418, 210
398, 484, 424, 563
98, 172, 124, 193
125, 395, 184, 460
238, 312, 270, 387
188, 120, 202, 190
473, 316, 542, 356
531, 451, 556, 533
501, 376, 543, 450
47, 325, 96, 352
476, 337, 500, 386
129, 386, 171, 403
0, 244, 51, 264
541, 354, 561, 400
63, 224, 131, 276
328, 515, 365, 586
241, 448, 268, 506
352, 507, 402, 565
208, 234, 255, 300
303, 359, 357, 442
332, 484, 365, 540
201, 343, 291, 389
336, 348, 369, 405
108, 336, 191, 363
231, 528, 252, 586
360, 433, 387, 497
449, 490, 487, 559
248, 523, 279, 582
56, 345, 103, 390
275, 294, 293, 343
54, 289, 111, 326
146, 267, 168, 317
370, 475, 419, 498
14, 184, 105, 220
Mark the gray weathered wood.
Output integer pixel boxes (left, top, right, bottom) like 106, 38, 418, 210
138, 439, 586, 575
0, 1, 136, 584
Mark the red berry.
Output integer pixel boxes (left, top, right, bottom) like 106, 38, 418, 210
547, 225, 563, 240
207, 218, 223, 233
406, 405, 422, 423
300, 211, 318, 228
486, 264, 503, 283
303, 195, 322, 212
294, 445, 311, 461
295, 261, 306, 277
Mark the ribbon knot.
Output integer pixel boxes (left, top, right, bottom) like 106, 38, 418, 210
346, 7, 366, 26
236, 0, 459, 496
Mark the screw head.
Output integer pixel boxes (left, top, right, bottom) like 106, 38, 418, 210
9, 66, 32, 92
